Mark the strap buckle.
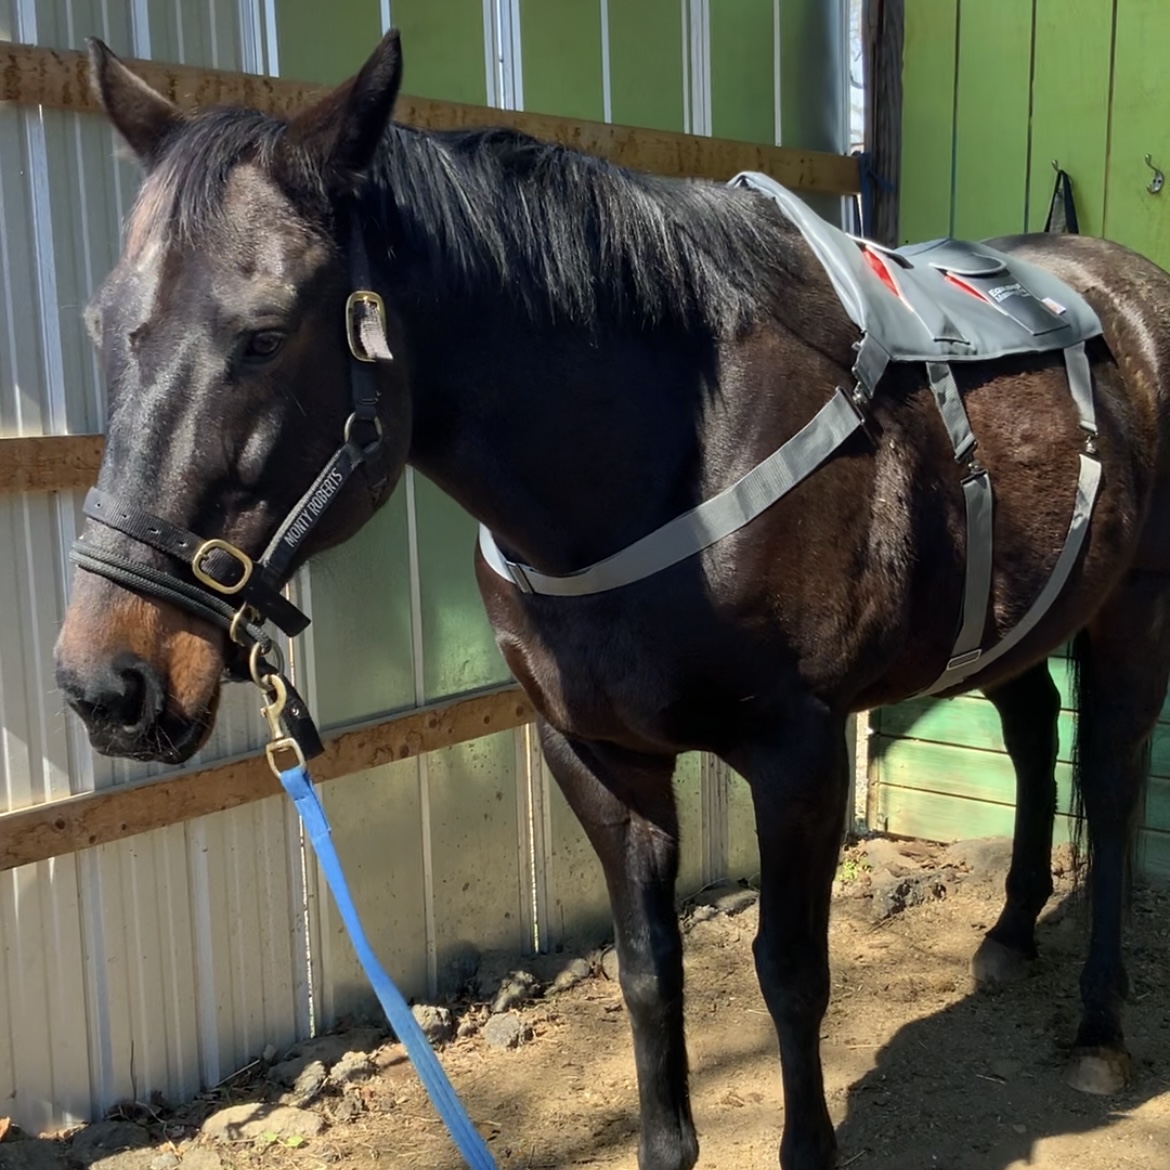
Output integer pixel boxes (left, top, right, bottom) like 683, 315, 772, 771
946, 648, 982, 671
506, 561, 535, 594
346, 290, 388, 362
192, 538, 253, 595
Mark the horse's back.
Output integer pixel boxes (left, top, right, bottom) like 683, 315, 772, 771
991, 233, 1170, 571
992, 232, 1170, 423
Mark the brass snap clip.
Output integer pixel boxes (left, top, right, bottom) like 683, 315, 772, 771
259, 671, 306, 777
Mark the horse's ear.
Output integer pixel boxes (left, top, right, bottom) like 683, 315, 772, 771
285, 29, 402, 190
87, 38, 183, 169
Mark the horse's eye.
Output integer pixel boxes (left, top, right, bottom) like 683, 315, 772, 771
244, 330, 286, 361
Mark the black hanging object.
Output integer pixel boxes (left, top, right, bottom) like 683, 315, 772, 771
1045, 166, 1080, 235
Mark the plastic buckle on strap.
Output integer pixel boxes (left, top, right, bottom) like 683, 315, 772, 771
506, 561, 535, 594
192, 539, 253, 595
346, 291, 387, 362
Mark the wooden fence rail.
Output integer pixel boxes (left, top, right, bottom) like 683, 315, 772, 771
2, 42, 859, 192
0, 42, 859, 494
0, 684, 534, 871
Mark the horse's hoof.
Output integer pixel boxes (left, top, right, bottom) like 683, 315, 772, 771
971, 935, 1034, 987
1065, 1047, 1133, 1096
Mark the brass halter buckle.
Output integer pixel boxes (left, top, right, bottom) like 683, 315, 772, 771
346, 290, 387, 362
192, 538, 254, 595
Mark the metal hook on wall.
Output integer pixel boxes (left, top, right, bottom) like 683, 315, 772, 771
1145, 153, 1164, 195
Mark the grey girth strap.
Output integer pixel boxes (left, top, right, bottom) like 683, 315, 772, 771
923, 341, 1101, 694
926, 361, 993, 678
478, 388, 864, 596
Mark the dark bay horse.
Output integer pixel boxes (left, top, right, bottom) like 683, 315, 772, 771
55, 31, 1170, 1170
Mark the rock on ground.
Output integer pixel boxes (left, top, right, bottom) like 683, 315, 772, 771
549, 957, 593, 994
600, 947, 621, 982
200, 1104, 324, 1144
490, 970, 540, 1014
940, 836, 1014, 875
481, 1013, 532, 1050
280, 1059, 327, 1108
268, 1026, 384, 1086
410, 1004, 453, 1045
328, 1049, 374, 1087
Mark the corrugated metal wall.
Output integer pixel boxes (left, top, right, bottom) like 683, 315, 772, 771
0, 0, 313, 1133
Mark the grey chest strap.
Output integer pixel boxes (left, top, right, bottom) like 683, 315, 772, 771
479, 388, 864, 596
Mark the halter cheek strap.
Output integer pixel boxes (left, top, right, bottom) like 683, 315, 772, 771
69, 210, 394, 759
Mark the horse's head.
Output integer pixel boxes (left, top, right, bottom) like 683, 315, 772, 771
55, 33, 410, 763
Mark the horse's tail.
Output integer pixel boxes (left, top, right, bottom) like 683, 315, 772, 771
1067, 630, 1150, 895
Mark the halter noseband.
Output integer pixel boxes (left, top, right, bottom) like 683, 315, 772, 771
70, 214, 393, 763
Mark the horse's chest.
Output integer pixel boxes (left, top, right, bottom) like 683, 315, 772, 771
483, 580, 782, 753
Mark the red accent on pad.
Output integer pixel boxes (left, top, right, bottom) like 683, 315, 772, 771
863, 247, 901, 299
943, 272, 992, 303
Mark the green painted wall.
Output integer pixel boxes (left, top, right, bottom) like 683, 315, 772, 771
899, 0, 958, 242
899, 0, 1170, 266
275, 0, 382, 84
889, 0, 1170, 879
1026, 0, 1113, 236
950, 0, 1033, 239
709, 0, 775, 145
392, 0, 488, 103
520, 0, 605, 120
1103, 1, 1170, 268
607, 0, 685, 131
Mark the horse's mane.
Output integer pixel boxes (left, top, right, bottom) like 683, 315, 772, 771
375, 124, 798, 332
129, 107, 801, 334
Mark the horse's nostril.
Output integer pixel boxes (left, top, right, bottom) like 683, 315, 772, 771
116, 663, 147, 726
72, 653, 165, 734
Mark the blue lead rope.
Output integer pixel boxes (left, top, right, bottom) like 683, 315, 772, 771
279, 764, 499, 1169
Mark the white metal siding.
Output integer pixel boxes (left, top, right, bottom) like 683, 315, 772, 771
0, 0, 309, 1132
0, 0, 795, 1134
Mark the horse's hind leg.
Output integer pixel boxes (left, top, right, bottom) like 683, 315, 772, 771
725, 699, 849, 1170
1066, 571, 1170, 1094
538, 721, 698, 1170
972, 661, 1061, 985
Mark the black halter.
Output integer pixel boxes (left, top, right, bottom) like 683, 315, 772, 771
70, 214, 393, 761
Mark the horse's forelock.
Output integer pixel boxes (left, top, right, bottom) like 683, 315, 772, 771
122, 108, 298, 256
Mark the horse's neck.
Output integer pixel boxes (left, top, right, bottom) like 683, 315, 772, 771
403, 302, 713, 575
380, 142, 852, 574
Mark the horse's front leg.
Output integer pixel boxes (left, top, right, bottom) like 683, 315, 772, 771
539, 721, 697, 1170
726, 700, 849, 1170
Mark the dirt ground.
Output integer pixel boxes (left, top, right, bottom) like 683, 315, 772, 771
4, 837, 1169, 1170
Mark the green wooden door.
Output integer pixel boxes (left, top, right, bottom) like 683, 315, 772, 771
872, 658, 1170, 879
883, 0, 1170, 879
1103, 0, 1170, 269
